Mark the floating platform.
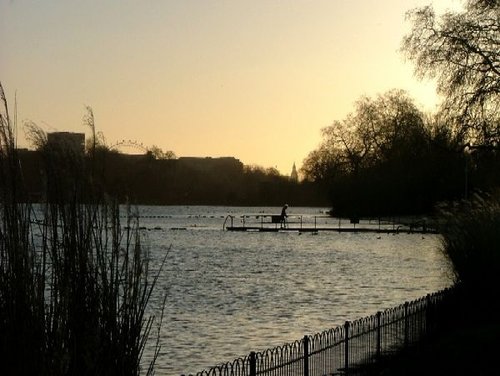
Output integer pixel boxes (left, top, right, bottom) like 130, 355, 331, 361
223, 215, 438, 234
225, 226, 437, 234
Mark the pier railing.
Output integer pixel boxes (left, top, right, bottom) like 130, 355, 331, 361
222, 214, 437, 234
187, 286, 458, 376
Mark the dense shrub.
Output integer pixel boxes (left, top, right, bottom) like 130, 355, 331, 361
439, 192, 500, 297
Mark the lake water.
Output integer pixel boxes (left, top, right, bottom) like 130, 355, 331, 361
133, 206, 454, 376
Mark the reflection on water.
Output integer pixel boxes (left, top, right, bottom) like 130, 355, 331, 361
134, 206, 453, 375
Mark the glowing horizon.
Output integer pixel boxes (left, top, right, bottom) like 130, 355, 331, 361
0, 0, 463, 175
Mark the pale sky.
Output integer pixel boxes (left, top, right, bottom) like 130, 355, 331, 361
1, 0, 462, 174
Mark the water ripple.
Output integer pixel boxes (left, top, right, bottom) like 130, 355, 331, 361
136, 206, 453, 375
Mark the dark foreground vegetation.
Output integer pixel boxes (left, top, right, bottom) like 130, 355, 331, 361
379, 193, 500, 375
0, 84, 165, 375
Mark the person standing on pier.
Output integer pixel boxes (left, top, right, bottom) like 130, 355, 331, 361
280, 204, 288, 228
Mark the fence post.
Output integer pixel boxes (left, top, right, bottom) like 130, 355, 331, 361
303, 335, 309, 376
344, 321, 350, 375
425, 294, 432, 337
404, 302, 409, 348
376, 311, 381, 362
249, 351, 256, 376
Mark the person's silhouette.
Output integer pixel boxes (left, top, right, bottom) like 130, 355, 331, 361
280, 204, 288, 228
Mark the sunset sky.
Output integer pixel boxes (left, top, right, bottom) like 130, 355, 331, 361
1, 0, 462, 175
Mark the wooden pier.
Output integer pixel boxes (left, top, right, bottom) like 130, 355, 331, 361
223, 214, 438, 234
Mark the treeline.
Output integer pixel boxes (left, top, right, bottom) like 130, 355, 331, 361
17, 148, 328, 207
302, 0, 499, 217
96, 153, 328, 206
301, 89, 499, 217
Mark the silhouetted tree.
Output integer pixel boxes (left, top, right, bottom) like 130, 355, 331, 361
402, 0, 500, 145
302, 90, 464, 216
146, 145, 176, 160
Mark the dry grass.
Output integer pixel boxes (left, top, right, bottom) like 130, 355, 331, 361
0, 83, 166, 375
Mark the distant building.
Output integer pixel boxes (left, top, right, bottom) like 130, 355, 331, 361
178, 156, 244, 173
47, 132, 85, 154
290, 162, 298, 182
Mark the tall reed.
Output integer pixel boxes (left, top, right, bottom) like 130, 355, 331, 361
439, 192, 500, 299
0, 82, 165, 375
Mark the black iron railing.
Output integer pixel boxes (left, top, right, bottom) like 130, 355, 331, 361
187, 286, 458, 376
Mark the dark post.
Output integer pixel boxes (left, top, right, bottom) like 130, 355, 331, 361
249, 351, 256, 376
344, 321, 350, 375
376, 311, 381, 362
303, 335, 309, 376
425, 294, 432, 337
404, 302, 409, 348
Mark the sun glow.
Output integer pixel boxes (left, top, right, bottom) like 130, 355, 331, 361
0, 0, 460, 174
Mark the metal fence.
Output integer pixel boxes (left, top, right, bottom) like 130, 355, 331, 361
188, 286, 458, 376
